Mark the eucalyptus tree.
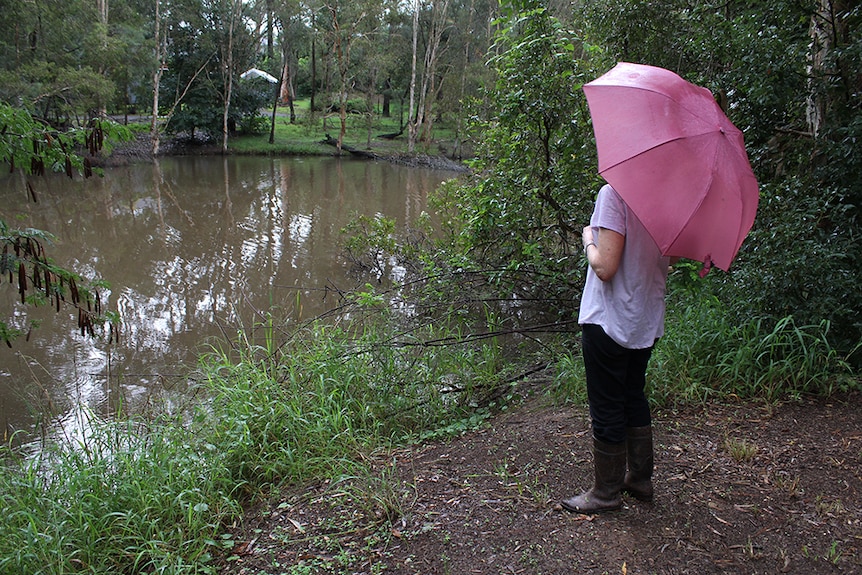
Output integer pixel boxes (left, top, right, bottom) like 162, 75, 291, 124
407, 0, 452, 152
315, 0, 385, 149
436, 0, 498, 157
265, 0, 307, 131
434, 2, 597, 311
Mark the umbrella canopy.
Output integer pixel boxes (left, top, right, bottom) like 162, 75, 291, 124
583, 62, 758, 274
240, 68, 278, 83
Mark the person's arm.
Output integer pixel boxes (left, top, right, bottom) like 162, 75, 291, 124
583, 225, 624, 282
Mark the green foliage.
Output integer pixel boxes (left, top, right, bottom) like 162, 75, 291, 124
649, 296, 859, 405
439, 5, 599, 314
0, 413, 240, 575
166, 78, 271, 140
0, 302, 509, 573
577, 0, 862, 358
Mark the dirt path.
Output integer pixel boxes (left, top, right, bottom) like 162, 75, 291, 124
218, 387, 861, 575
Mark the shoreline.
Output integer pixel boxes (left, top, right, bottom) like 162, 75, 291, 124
98, 130, 472, 173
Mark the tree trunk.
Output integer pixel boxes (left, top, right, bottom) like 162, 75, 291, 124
266, 0, 274, 60
807, 0, 851, 137
150, 0, 164, 156
270, 46, 286, 144
382, 77, 391, 117
407, 0, 419, 153
222, 0, 242, 155
411, 0, 450, 152
310, 11, 317, 121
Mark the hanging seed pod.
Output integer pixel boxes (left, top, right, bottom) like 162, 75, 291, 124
27, 181, 37, 203
95, 291, 101, 315
32, 263, 41, 290
9, 155, 13, 173
83, 157, 92, 179
44, 268, 50, 297
18, 261, 26, 303
64, 156, 72, 178
69, 277, 79, 305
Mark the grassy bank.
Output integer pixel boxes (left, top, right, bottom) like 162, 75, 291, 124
0, 304, 506, 574
121, 98, 466, 160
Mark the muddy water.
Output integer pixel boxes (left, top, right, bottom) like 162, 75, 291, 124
0, 156, 459, 444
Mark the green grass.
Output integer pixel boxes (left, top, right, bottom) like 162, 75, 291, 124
0, 307, 502, 574
650, 297, 860, 405
551, 293, 860, 409
226, 98, 461, 157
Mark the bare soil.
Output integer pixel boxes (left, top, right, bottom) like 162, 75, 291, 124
216, 382, 862, 575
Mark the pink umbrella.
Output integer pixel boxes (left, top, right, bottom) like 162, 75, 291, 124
583, 62, 759, 275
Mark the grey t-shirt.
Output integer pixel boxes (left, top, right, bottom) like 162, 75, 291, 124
578, 185, 670, 349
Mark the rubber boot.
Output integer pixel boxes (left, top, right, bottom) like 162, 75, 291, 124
561, 438, 626, 513
622, 425, 654, 502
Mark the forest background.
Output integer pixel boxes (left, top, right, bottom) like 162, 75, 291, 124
0, 0, 860, 574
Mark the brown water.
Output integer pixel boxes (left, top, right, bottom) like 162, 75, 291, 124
0, 155, 459, 444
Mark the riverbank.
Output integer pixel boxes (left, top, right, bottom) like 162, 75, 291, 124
99, 126, 472, 173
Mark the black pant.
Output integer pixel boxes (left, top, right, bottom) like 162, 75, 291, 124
582, 323, 653, 444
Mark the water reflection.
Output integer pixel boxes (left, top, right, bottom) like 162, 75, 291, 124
0, 156, 459, 444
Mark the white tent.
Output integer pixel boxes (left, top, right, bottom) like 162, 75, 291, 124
240, 68, 278, 83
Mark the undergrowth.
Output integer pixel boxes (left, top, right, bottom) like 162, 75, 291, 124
0, 305, 505, 575
553, 297, 859, 408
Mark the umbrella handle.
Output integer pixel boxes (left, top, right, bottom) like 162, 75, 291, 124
698, 258, 713, 278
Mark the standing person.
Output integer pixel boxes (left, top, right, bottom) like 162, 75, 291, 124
561, 183, 672, 514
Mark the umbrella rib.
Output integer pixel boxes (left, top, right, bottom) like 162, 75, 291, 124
598, 135, 689, 173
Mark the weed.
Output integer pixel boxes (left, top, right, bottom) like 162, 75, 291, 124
814, 495, 845, 517
773, 472, 802, 498
723, 436, 758, 462
825, 541, 843, 565
336, 460, 417, 524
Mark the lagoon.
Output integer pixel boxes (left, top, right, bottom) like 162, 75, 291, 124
0, 155, 459, 445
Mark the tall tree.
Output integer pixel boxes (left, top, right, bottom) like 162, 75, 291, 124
318, 0, 383, 150
415, 0, 452, 148
407, 0, 420, 152
221, 0, 245, 153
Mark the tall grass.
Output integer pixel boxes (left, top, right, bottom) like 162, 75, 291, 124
0, 312, 502, 574
551, 296, 859, 407
650, 297, 859, 404
0, 414, 240, 574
